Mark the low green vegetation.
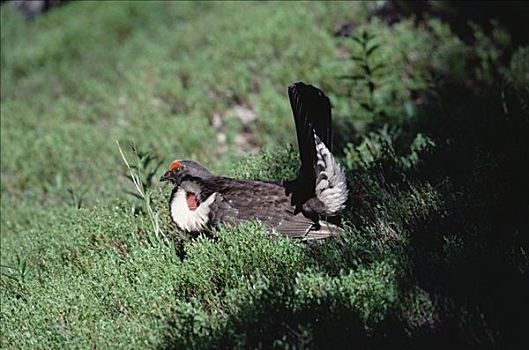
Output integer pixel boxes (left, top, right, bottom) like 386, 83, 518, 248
1, 2, 528, 349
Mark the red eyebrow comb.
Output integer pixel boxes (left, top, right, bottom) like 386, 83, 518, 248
169, 160, 181, 171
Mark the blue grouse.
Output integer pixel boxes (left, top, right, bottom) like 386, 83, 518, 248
160, 82, 348, 240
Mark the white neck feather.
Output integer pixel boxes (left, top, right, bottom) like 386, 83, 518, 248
170, 188, 216, 232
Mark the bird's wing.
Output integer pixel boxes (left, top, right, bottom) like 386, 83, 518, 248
288, 82, 348, 216
203, 177, 342, 240
275, 213, 314, 237
303, 220, 344, 240
203, 178, 291, 226
207, 192, 240, 225
208, 194, 316, 239
276, 215, 344, 240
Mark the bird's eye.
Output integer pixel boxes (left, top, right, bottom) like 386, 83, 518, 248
168, 160, 182, 172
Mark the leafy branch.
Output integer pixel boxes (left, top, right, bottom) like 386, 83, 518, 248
338, 30, 386, 119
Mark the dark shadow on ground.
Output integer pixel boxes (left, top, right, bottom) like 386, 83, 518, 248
160, 4, 528, 348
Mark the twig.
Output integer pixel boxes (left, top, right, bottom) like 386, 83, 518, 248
116, 140, 167, 243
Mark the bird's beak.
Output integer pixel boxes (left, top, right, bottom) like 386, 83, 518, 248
160, 170, 173, 183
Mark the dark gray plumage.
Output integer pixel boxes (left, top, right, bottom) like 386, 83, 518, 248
161, 82, 348, 240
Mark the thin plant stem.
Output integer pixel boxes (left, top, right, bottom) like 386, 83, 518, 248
116, 140, 167, 243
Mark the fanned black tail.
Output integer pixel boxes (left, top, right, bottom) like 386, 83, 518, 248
288, 82, 332, 190
288, 82, 348, 216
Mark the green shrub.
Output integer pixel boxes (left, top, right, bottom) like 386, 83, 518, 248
2, 1, 528, 349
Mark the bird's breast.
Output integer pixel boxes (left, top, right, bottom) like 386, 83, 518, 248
170, 188, 216, 232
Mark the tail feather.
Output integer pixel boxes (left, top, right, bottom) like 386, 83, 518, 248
288, 82, 332, 192
313, 134, 348, 215
288, 82, 348, 216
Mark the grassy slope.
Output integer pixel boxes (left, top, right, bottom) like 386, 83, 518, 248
1, 1, 528, 349
1, 2, 352, 200
0, 2, 360, 348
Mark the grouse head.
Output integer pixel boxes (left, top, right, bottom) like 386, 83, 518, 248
159, 160, 212, 186
160, 160, 217, 232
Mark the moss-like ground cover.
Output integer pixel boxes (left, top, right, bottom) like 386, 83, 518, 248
1, 2, 528, 348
